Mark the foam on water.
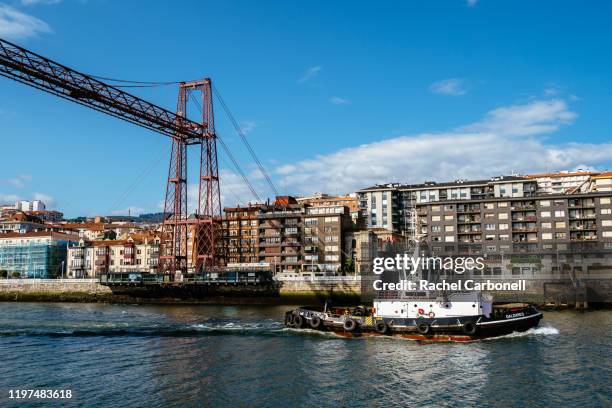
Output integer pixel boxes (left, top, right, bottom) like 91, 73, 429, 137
483, 325, 560, 340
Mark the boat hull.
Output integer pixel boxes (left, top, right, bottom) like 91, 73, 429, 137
285, 304, 543, 342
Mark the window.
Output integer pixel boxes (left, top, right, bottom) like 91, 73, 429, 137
444, 236, 455, 242
555, 232, 566, 239
601, 209, 612, 215
325, 254, 339, 261
486, 245, 497, 251
499, 234, 510, 241
554, 210, 565, 218
541, 222, 552, 229
499, 224, 509, 230
431, 226, 442, 233
600, 197, 611, 205
498, 213, 508, 220
484, 203, 495, 210
485, 234, 496, 241
485, 213, 495, 219
324, 217, 338, 223
541, 211, 551, 218
444, 205, 454, 211
540, 200, 550, 207
445, 225, 454, 232
485, 224, 496, 231
305, 218, 317, 225
444, 215, 454, 221
432, 215, 441, 222
555, 221, 566, 229
542, 233, 553, 240
498, 202, 508, 207
602, 220, 612, 227
431, 205, 441, 212
603, 231, 612, 237
325, 245, 338, 251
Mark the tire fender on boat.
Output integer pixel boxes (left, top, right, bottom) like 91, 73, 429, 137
293, 315, 305, 328
462, 321, 478, 335
417, 322, 430, 335
343, 318, 358, 332
284, 312, 294, 326
375, 321, 389, 335
310, 316, 323, 330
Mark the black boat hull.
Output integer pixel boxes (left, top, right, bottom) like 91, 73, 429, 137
285, 305, 543, 342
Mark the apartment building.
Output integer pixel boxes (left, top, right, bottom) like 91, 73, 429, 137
66, 233, 160, 278
525, 170, 597, 194
358, 175, 532, 238
0, 231, 78, 278
221, 196, 353, 275
592, 172, 612, 192
416, 192, 612, 276
223, 205, 262, 265
0, 212, 46, 234
297, 193, 364, 227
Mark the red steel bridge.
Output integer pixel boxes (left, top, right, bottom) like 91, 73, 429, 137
0, 38, 276, 279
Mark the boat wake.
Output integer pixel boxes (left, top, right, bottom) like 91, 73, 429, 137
0, 321, 286, 338
482, 325, 560, 341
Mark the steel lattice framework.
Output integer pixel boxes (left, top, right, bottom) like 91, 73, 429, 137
0, 38, 223, 276
159, 80, 222, 275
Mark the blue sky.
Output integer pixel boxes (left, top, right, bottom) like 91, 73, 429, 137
1, 0, 612, 217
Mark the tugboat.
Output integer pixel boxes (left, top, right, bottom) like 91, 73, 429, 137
285, 292, 543, 342
286, 237, 543, 341
285, 292, 542, 341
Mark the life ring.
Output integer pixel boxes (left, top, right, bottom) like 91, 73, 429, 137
428, 311, 435, 318
309, 316, 323, 330
343, 318, 358, 332
375, 321, 390, 335
462, 321, 478, 336
293, 315, 305, 328
416, 322, 430, 335
418, 308, 425, 315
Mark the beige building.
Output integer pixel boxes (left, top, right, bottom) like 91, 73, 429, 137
66, 233, 160, 278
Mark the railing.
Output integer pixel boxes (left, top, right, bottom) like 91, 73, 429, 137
0, 278, 99, 284
274, 275, 360, 282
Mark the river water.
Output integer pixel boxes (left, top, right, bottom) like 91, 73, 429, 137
0, 303, 609, 407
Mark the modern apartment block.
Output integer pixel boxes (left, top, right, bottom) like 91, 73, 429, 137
416, 192, 612, 276
66, 233, 160, 278
296, 193, 364, 227
221, 196, 353, 274
0, 231, 78, 278
358, 175, 531, 237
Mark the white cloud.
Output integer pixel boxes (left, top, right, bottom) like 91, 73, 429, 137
461, 99, 576, 137
20, 0, 61, 5
5, 174, 32, 188
0, 4, 51, 40
467, 0, 478, 6
429, 78, 467, 96
273, 98, 612, 195
32, 192, 55, 207
298, 65, 322, 84
239, 120, 260, 135
0, 194, 21, 204
330, 96, 350, 105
